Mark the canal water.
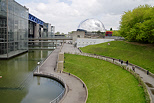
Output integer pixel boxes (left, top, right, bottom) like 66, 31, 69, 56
0, 50, 64, 103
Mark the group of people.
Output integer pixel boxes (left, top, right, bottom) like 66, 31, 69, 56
113, 59, 150, 75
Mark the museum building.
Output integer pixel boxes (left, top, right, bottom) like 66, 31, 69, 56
0, 0, 54, 58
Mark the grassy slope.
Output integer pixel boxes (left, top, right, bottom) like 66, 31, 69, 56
80, 41, 154, 74
64, 54, 146, 103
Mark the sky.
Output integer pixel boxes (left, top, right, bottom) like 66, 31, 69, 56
15, 0, 154, 34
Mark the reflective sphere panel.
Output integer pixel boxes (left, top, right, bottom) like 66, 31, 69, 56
78, 19, 106, 32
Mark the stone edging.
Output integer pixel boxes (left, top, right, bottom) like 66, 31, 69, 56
62, 71, 88, 103
77, 48, 152, 103
78, 48, 154, 78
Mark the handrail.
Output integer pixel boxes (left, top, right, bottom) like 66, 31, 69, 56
33, 72, 67, 103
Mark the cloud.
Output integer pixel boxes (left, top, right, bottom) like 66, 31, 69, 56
16, 0, 154, 33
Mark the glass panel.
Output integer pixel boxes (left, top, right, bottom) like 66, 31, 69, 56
7, 0, 28, 58
0, 0, 7, 58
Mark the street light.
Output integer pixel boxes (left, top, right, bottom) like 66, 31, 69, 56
37, 62, 40, 73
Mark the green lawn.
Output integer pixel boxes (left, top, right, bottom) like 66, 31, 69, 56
80, 41, 154, 74
64, 54, 146, 103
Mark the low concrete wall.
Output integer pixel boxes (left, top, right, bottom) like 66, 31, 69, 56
77, 38, 114, 48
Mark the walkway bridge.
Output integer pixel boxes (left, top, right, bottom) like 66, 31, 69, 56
28, 37, 72, 50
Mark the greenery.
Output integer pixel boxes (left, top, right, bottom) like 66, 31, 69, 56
80, 41, 154, 74
55, 31, 65, 35
119, 5, 154, 43
110, 28, 112, 31
112, 30, 121, 36
64, 54, 146, 103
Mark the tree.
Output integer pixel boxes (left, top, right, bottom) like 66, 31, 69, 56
110, 28, 112, 31
119, 5, 154, 43
55, 32, 60, 35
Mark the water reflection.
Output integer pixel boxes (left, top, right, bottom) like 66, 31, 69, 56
21, 77, 64, 103
0, 50, 64, 103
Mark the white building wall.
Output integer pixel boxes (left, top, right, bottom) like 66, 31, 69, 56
77, 38, 114, 48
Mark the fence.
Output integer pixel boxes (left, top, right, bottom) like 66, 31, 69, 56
33, 72, 67, 103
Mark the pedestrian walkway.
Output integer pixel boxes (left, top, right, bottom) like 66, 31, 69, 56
34, 46, 87, 103
78, 53, 154, 103
62, 43, 154, 103
61, 43, 81, 54
34, 43, 154, 103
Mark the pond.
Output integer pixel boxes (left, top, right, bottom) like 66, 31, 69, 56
0, 50, 64, 103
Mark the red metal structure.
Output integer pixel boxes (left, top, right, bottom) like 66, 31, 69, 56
105, 31, 113, 36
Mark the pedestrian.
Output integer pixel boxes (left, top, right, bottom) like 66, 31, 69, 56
113, 59, 115, 62
83, 84, 85, 88
132, 66, 135, 72
121, 60, 123, 64
147, 70, 149, 75
119, 59, 121, 62
126, 60, 128, 66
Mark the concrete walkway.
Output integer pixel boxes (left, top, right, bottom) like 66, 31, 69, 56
34, 46, 87, 103
62, 43, 154, 103
34, 43, 154, 103
78, 53, 154, 103
61, 43, 81, 54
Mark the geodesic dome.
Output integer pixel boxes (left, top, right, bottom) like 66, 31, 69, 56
78, 18, 106, 32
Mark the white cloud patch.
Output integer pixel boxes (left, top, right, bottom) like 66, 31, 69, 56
16, 0, 154, 33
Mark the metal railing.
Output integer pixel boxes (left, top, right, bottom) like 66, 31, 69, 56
33, 72, 66, 103
50, 88, 65, 103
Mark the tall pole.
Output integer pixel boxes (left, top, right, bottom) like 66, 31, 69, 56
6, 0, 8, 58
37, 62, 40, 73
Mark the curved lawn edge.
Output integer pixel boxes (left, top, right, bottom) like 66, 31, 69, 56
80, 41, 154, 74
62, 71, 88, 103
77, 48, 151, 103
79, 46, 154, 78
64, 53, 149, 102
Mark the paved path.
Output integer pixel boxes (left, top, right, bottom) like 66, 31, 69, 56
34, 43, 154, 103
78, 53, 154, 103
62, 43, 154, 103
61, 43, 81, 54
34, 46, 87, 103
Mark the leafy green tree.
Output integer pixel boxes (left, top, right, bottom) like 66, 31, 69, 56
110, 28, 112, 31
55, 32, 60, 35
119, 5, 154, 43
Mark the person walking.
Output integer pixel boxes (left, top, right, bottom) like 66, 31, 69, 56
126, 60, 128, 66
132, 66, 135, 72
121, 60, 123, 64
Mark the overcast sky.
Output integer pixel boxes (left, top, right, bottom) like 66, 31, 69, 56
16, 0, 154, 34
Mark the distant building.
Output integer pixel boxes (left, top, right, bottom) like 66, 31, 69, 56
0, 0, 55, 58
28, 13, 44, 39
0, 0, 29, 58
51, 26, 55, 35
70, 31, 85, 44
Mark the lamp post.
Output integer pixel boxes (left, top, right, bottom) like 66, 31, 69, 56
37, 62, 40, 73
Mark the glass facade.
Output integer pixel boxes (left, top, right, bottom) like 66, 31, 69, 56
0, 0, 28, 58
